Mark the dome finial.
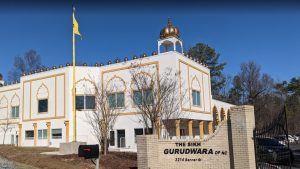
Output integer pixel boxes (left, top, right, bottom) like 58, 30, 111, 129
168, 17, 172, 26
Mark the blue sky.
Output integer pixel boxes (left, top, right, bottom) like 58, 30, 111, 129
0, 2, 299, 82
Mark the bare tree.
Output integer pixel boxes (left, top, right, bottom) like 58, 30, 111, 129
1, 118, 12, 145
239, 61, 274, 104
85, 79, 122, 155
215, 74, 232, 102
8, 49, 44, 82
130, 64, 184, 138
229, 61, 277, 127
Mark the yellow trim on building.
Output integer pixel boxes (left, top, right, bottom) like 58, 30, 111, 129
64, 120, 69, 143
199, 121, 204, 139
0, 87, 20, 93
46, 122, 51, 146
208, 121, 213, 135
33, 123, 37, 146
22, 73, 66, 122
188, 120, 193, 137
178, 59, 212, 114
175, 119, 180, 137
18, 124, 22, 146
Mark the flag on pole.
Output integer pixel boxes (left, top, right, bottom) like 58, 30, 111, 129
72, 6, 81, 142
73, 7, 81, 37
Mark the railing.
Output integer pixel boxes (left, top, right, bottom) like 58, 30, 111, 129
253, 107, 292, 169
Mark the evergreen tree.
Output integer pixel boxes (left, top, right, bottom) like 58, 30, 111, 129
188, 43, 226, 97
228, 76, 243, 104
286, 77, 300, 96
277, 77, 300, 132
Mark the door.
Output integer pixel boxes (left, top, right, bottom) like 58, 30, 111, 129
117, 130, 125, 148
16, 135, 18, 146
11, 135, 14, 145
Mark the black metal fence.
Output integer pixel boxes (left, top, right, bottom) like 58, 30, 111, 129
253, 107, 293, 169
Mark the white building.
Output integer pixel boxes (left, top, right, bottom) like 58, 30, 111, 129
0, 19, 233, 151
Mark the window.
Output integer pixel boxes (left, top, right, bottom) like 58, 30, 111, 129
144, 128, 153, 135
134, 128, 144, 143
25, 130, 34, 140
76, 96, 84, 110
133, 91, 142, 105
52, 128, 62, 139
133, 89, 153, 105
110, 131, 115, 146
38, 129, 47, 140
180, 129, 186, 136
38, 99, 48, 113
86, 96, 96, 109
192, 90, 201, 106
76, 95, 95, 110
108, 92, 125, 108
144, 89, 153, 105
11, 106, 19, 118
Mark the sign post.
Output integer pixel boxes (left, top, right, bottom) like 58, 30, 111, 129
95, 158, 99, 169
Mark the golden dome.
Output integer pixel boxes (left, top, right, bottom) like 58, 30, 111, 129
160, 18, 180, 39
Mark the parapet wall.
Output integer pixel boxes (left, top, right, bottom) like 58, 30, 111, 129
137, 105, 256, 169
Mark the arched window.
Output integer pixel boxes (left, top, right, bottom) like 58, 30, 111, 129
106, 76, 126, 108
227, 110, 231, 120
11, 94, 20, 118
36, 83, 49, 113
191, 76, 201, 107
131, 72, 154, 106
0, 96, 8, 119
175, 41, 183, 53
159, 40, 173, 53
76, 79, 96, 110
0, 96, 8, 107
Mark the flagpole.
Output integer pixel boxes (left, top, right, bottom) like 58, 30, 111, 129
72, 6, 77, 142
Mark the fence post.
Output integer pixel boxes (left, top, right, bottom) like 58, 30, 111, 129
230, 105, 256, 169
137, 135, 159, 169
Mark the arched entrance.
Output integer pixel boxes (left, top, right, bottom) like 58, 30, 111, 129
221, 108, 226, 121
212, 106, 219, 131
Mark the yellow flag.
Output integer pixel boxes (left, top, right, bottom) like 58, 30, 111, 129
73, 9, 81, 37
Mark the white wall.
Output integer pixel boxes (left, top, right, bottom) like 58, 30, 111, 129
0, 124, 18, 145
22, 69, 67, 121
0, 84, 21, 121
0, 84, 21, 145
112, 114, 146, 151
0, 51, 221, 150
